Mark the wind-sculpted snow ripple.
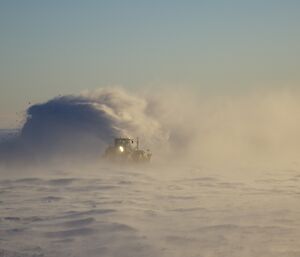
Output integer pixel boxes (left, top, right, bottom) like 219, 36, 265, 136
0, 166, 300, 257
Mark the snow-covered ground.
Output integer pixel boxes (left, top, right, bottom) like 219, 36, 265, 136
0, 163, 299, 257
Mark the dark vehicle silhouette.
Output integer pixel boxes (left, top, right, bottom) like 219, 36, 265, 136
104, 138, 151, 163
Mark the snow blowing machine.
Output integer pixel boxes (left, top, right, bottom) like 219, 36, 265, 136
104, 138, 152, 163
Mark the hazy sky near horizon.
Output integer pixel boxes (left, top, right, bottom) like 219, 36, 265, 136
0, 0, 300, 128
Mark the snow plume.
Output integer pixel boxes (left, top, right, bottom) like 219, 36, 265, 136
162, 88, 300, 168
142, 87, 300, 168
0, 88, 168, 164
1, 86, 300, 167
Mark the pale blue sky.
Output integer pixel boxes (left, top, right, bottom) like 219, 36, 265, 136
1, 0, 300, 127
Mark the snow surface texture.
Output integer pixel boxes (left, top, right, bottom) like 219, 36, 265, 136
0, 164, 300, 257
1, 88, 300, 256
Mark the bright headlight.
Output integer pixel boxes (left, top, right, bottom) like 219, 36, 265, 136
119, 146, 124, 152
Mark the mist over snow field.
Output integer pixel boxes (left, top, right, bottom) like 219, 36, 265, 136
1, 88, 300, 257
1, 163, 300, 257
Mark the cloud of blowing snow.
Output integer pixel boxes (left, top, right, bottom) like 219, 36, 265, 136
0, 88, 168, 163
1, 86, 300, 167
